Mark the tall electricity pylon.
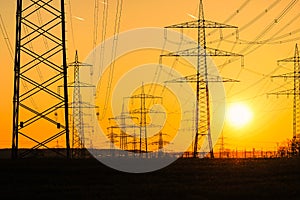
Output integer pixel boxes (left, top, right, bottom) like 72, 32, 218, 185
67, 51, 96, 158
161, 0, 243, 158
12, 0, 70, 158
269, 44, 300, 144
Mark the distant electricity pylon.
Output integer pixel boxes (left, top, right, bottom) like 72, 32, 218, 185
126, 84, 162, 153
108, 103, 138, 151
150, 132, 170, 156
161, 0, 243, 158
268, 44, 300, 143
106, 126, 119, 155
12, 0, 70, 158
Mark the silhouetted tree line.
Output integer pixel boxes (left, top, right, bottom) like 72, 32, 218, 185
278, 137, 300, 157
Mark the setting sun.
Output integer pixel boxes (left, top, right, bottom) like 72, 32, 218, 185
227, 103, 253, 128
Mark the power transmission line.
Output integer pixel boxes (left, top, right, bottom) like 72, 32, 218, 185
101, 0, 123, 119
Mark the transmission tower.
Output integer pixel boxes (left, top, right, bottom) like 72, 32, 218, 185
268, 44, 300, 153
109, 104, 128, 150
129, 129, 139, 152
181, 110, 196, 153
106, 126, 119, 156
67, 51, 96, 158
126, 84, 162, 153
82, 124, 95, 149
216, 131, 227, 158
12, 0, 70, 158
108, 101, 139, 151
161, 0, 242, 158
150, 132, 170, 157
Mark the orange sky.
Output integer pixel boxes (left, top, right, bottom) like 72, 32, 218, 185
1, 0, 300, 151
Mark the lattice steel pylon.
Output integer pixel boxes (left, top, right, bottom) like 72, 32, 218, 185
106, 126, 119, 156
126, 84, 162, 153
268, 44, 300, 146
150, 132, 170, 152
181, 110, 195, 152
109, 104, 129, 151
161, 0, 243, 158
67, 51, 95, 158
12, 0, 70, 158
108, 103, 138, 151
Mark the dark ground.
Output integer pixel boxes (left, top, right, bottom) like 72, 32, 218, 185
0, 157, 299, 199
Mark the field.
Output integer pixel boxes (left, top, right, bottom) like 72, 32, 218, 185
0, 157, 299, 199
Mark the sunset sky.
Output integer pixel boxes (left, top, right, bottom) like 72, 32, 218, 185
1, 0, 300, 152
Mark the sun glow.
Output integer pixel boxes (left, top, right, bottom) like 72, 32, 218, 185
227, 103, 253, 128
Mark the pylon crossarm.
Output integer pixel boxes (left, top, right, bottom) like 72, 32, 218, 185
77, 82, 95, 87
129, 110, 164, 117
68, 62, 92, 67
165, 19, 237, 29
108, 124, 138, 130
147, 110, 165, 115
109, 115, 138, 121
278, 57, 299, 63
129, 109, 150, 114
206, 47, 243, 57
150, 141, 170, 145
126, 94, 163, 100
268, 89, 295, 96
205, 75, 239, 82
69, 102, 99, 109
271, 72, 299, 79
112, 125, 139, 130
107, 126, 121, 130
165, 74, 239, 83
64, 81, 96, 88
153, 132, 170, 137
160, 47, 242, 57
63, 84, 95, 88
